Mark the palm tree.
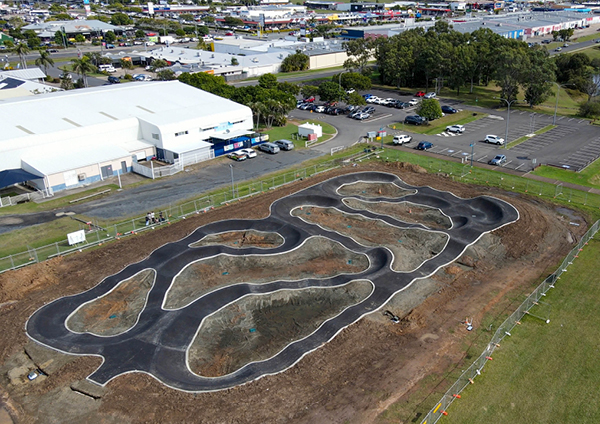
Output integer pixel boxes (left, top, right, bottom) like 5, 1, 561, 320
34, 49, 54, 77
13, 42, 31, 69
70, 57, 95, 88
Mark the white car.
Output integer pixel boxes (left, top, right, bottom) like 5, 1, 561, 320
314, 105, 326, 113
424, 92, 437, 99
366, 96, 379, 103
408, 99, 419, 106
446, 124, 465, 133
238, 148, 257, 158
485, 135, 505, 145
346, 88, 355, 94
393, 134, 412, 145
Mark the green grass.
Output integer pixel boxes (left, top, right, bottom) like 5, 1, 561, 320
572, 33, 600, 43
0, 184, 120, 216
507, 124, 556, 149
262, 121, 336, 145
389, 110, 487, 135
576, 44, 600, 61
442, 238, 600, 424
531, 156, 600, 190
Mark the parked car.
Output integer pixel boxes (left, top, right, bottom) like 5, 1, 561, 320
355, 112, 371, 120
408, 99, 419, 106
488, 154, 507, 166
395, 101, 409, 109
405, 115, 427, 126
441, 105, 458, 114
446, 124, 465, 133
300, 103, 313, 110
107, 76, 120, 84
415, 91, 426, 97
555, 47, 562, 52
314, 105, 326, 113
362, 93, 373, 99
349, 110, 362, 119
238, 148, 257, 158
366, 96, 379, 103
363, 106, 375, 114
393, 134, 412, 145
48, 49, 59, 53
303, 96, 315, 103
259, 142, 280, 154
274, 139, 294, 150
228, 151, 247, 161
484, 135, 505, 145
424, 92, 436, 99
563, 43, 569, 47
416, 141, 434, 150
225, 32, 234, 36
541, 39, 551, 44
346, 88, 355, 94
106, 44, 115, 49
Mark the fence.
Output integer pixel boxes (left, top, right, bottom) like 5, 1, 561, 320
0, 158, 345, 274
0, 188, 52, 208
420, 219, 600, 424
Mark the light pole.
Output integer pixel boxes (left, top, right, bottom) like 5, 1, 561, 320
495, 97, 519, 149
338, 69, 348, 106
229, 163, 235, 199
551, 81, 560, 125
470, 143, 474, 167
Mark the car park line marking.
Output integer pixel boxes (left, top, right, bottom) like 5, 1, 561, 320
477, 155, 489, 162
568, 118, 574, 121
578, 120, 587, 124
514, 163, 524, 171
450, 150, 464, 157
502, 160, 512, 167
364, 114, 393, 123
557, 116, 564, 121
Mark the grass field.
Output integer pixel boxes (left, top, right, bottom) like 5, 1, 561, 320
531, 157, 600, 190
442, 237, 600, 424
262, 121, 336, 145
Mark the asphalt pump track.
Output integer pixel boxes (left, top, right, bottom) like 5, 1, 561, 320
26, 171, 519, 392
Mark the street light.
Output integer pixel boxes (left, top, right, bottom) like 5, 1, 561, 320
550, 81, 560, 125
470, 143, 475, 167
495, 97, 519, 149
338, 69, 348, 105
229, 163, 235, 199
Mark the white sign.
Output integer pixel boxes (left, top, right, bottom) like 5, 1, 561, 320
67, 230, 86, 246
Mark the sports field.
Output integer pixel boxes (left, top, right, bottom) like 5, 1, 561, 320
443, 238, 600, 424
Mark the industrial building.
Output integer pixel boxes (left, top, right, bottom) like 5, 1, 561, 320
0, 81, 253, 195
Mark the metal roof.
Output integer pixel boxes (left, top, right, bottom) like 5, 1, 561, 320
0, 67, 46, 80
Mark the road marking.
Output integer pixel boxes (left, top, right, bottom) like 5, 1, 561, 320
514, 163, 524, 170
502, 160, 513, 167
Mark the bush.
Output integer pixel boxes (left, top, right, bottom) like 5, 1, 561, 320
123, 73, 134, 80
578, 101, 600, 119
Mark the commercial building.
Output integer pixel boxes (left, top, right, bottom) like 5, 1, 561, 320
0, 81, 253, 194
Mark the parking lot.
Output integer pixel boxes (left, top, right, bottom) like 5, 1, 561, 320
291, 89, 600, 173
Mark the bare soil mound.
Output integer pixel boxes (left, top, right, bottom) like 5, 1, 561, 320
188, 280, 373, 377
164, 236, 368, 309
342, 198, 452, 230
190, 230, 284, 249
292, 206, 448, 271
337, 181, 416, 199
66, 269, 155, 336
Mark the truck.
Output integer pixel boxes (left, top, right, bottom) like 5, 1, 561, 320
159, 35, 176, 45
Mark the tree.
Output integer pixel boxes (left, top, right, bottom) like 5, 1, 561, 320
280, 51, 309, 72
84, 51, 102, 67
104, 31, 117, 44
343, 38, 373, 74
13, 42, 30, 69
258, 73, 277, 89
156, 69, 177, 80
111, 12, 132, 25
47, 13, 73, 21
346, 91, 367, 106
418, 99, 443, 121
197, 26, 210, 37
224, 16, 244, 27
494, 47, 527, 103
318, 81, 345, 102
522, 48, 556, 107
34, 49, 54, 76
120, 58, 134, 75
26, 35, 41, 49
75, 34, 85, 44
277, 81, 299, 96
231, 57, 239, 66
335, 72, 371, 90
60, 74, 74, 90
54, 31, 65, 47
135, 29, 146, 39
70, 56, 95, 87
178, 72, 235, 99
203, 16, 215, 24
175, 28, 186, 37
49, 3, 67, 12
578, 100, 600, 119
300, 85, 319, 99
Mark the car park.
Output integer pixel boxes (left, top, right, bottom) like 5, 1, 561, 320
393, 134, 412, 145
415, 91, 426, 97
408, 99, 419, 106
446, 124, 465, 133
441, 105, 458, 114
228, 151, 247, 161
238, 148, 257, 158
488, 154, 507, 166
416, 141, 433, 150
259, 142, 280, 154
484, 134, 505, 145
274, 139, 294, 150
424, 92, 436, 99
404, 115, 427, 125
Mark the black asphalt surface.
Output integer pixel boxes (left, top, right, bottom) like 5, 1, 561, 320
27, 171, 518, 392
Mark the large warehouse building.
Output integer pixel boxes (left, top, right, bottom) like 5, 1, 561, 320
0, 81, 253, 194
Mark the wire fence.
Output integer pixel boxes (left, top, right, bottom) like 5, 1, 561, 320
420, 218, 600, 424
0, 159, 345, 274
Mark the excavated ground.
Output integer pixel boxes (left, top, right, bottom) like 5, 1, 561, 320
190, 230, 284, 249
0, 162, 588, 424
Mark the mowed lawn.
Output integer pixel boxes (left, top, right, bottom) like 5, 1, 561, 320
443, 238, 600, 424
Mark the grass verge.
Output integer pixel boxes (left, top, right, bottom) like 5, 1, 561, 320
531, 156, 600, 190
442, 238, 600, 424
507, 124, 556, 149
389, 111, 487, 135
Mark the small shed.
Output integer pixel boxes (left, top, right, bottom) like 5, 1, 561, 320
298, 122, 323, 139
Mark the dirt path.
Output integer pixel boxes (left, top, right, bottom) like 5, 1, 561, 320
0, 162, 588, 424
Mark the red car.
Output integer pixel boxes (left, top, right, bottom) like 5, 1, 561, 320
415, 91, 426, 97
303, 96, 315, 103
225, 32, 234, 36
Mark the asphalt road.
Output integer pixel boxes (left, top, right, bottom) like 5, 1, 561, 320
26, 171, 519, 392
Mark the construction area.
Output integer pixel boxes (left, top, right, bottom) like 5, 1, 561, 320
0, 162, 589, 424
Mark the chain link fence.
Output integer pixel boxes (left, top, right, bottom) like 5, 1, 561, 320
420, 219, 600, 424
0, 159, 345, 274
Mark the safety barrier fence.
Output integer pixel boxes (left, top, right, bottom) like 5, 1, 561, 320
0, 188, 53, 208
419, 219, 600, 424
0, 159, 344, 274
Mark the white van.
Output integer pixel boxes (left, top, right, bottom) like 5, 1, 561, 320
99, 64, 116, 73
259, 142, 280, 154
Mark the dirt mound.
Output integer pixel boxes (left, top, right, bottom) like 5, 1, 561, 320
337, 181, 416, 199
190, 230, 284, 249
388, 161, 428, 174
